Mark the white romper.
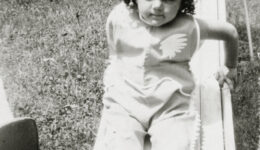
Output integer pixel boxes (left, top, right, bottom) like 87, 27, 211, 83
94, 2, 201, 150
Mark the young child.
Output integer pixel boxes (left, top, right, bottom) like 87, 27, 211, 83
94, 0, 238, 149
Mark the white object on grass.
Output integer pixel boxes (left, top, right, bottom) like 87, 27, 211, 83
0, 78, 13, 125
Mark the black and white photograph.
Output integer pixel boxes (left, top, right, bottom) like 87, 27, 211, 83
0, 0, 259, 149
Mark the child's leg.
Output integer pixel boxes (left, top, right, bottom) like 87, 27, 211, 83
148, 113, 198, 150
147, 91, 200, 150
93, 101, 146, 150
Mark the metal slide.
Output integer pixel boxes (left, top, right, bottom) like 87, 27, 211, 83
191, 0, 236, 149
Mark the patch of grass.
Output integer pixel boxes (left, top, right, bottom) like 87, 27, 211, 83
232, 61, 260, 150
227, 0, 260, 149
0, 0, 117, 149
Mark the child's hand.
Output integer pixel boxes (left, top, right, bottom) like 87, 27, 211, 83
215, 66, 237, 91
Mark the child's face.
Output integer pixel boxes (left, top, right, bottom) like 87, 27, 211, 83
136, 0, 182, 27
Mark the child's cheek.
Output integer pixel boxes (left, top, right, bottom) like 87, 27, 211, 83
165, 8, 178, 21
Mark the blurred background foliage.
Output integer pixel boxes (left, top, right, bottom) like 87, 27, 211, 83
0, 0, 259, 149
227, 0, 260, 149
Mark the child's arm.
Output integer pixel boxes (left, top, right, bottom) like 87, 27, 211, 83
197, 19, 239, 89
197, 19, 238, 68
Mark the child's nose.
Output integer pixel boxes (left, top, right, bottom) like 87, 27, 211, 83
152, 0, 163, 12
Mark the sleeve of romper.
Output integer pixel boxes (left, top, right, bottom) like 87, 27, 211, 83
105, 9, 116, 57
192, 17, 201, 54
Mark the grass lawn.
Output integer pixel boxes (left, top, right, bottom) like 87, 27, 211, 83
0, 0, 259, 149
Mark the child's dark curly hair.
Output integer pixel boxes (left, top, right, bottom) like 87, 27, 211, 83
123, 0, 195, 15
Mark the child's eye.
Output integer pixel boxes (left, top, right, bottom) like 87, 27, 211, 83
145, 0, 176, 2
163, 0, 176, 2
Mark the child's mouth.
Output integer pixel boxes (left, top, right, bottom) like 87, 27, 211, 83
150, 14, 164, 19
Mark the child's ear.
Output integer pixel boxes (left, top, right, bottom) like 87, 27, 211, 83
130, 0, 138, 9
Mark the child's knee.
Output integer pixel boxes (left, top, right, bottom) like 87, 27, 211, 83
94, 123, 146, 150
94, 103, 147, 150
148, 114, 197, 150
